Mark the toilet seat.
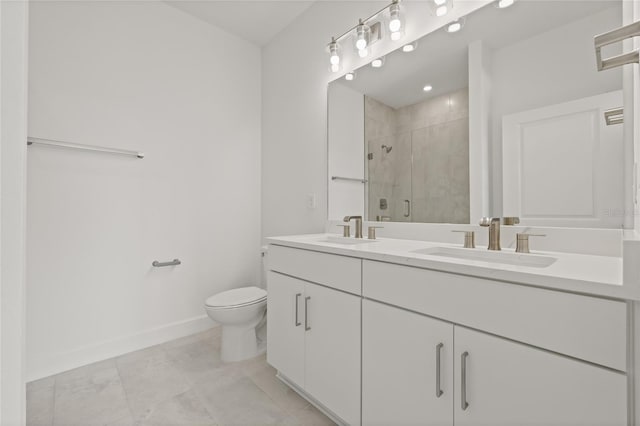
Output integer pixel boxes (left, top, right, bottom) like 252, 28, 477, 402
205, 286, 267, 309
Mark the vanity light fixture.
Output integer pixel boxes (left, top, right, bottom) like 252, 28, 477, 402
423, 84, 433, 92
328, 38, 342, 73
388, 0, 404, 41
345, 72, 356, 81
371, 57, 385, 68
326, 0, 411, 74
355, 20, 371, 51
496, 0, 515, 8
446, 18, 464, 33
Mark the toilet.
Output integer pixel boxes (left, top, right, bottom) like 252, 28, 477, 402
204, 248, 268, 362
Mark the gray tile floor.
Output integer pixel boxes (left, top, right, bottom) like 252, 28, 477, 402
27, 328, 335, 426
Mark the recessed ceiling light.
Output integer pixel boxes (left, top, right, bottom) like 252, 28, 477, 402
402, 43, 417, 53
446, 19, 464, 33
371, 57, 384, 68
497, 0, 515, 8
345, 72, 356, 81
423, 85, 433, 92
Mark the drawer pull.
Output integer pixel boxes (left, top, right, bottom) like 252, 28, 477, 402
436, 343, 444, 397
461, 351, 469, 410
305, 296, 311, 331
294, 293, 302, 327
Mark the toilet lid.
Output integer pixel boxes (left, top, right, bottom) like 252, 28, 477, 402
205, 286, 267, 308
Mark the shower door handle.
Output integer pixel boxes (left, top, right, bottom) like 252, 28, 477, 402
404, 200, 411, 217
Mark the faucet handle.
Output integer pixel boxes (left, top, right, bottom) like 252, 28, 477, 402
479, 217, 492, 227
503, 217, 521, 226
337, 224, 351, 238
367, 226, 383, 240
452, 230, 476, 248
515, 233, 546, 254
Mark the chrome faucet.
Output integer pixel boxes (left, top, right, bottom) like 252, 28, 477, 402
479, 217, 501, 251
343, 216, 363, 238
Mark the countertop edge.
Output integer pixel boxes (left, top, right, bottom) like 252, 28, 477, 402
266, 235, 639, 302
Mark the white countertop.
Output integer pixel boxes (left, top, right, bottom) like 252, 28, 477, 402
266, 233, 639, 301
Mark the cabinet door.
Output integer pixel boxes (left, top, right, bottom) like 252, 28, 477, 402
304, 283, 361, 426
362, 300, 454, 426
454, 326, 627, 426
266, 272, 305, 387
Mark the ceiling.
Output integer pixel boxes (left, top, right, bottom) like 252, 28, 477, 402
166, 1, 315, 46
337, 1, 618, 109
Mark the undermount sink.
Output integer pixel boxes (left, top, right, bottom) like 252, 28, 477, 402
320, 235, 379, 245
412, 246, 557, 268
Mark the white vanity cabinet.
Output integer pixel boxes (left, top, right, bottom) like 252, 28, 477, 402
454, 326, 627, 426
362, 299, 454, 426
267, 242, 632, 426
267, 245, 362, 426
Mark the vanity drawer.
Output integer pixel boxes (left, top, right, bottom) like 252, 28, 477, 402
269, 245, 362, 295
363, 260, 627, 371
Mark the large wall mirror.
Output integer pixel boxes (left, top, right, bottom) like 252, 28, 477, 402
328, 0, 628, 228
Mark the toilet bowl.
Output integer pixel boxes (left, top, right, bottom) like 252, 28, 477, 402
205, 286, 267, 362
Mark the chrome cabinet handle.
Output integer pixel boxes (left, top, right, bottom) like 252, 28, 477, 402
436, 343, 444, 398
304, 296, 311, 331
294, 293, 302, 327
461, 351, 469, 411
404, 200, 411, 217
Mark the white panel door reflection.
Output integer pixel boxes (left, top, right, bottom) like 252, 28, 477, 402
502, 91, 624, 228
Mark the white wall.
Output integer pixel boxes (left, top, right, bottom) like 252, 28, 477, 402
27, 1, 261, 381
261, 1, 490, 239
1, 0, 28, 422
328, 83, 365, 220
490, 6, 623, 215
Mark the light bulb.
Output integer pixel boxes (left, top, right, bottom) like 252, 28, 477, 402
355, 21, 370, 51
328, 39, 341, 69
434, 0, 447, 5
389, 18, 402, 33
423, 85, 433, 92
345, 73, 355, 81
497, 0, 514, 8
436, 5, 448, 16
389, 2, 402, 32
402, 43, 416, 52
331, 63, 340, 73
371, 58, 384, 68
358, 48, 369, 58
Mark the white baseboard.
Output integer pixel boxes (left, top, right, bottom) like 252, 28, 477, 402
26, 315, 215, 382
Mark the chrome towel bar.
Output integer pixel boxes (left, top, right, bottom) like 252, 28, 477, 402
331, 176, 368, 183
27, 137, 144, 159
152, 259, 181, 267
595, 21, 640, 71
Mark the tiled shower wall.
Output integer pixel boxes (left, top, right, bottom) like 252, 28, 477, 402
365, 88, 470, 223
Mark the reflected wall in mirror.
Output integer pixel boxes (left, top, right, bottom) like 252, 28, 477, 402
327, 1, 627, 228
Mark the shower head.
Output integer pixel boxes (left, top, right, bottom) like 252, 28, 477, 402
381, 145, 392, 153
